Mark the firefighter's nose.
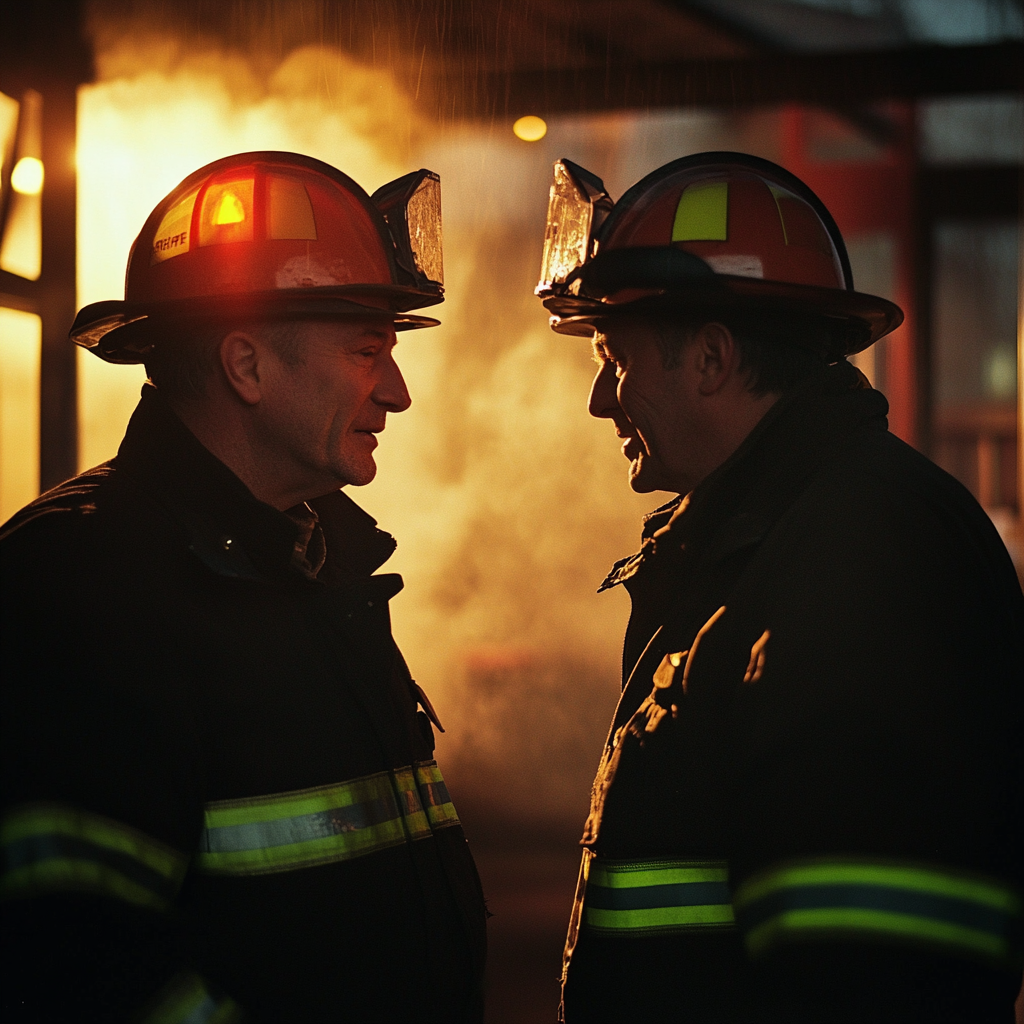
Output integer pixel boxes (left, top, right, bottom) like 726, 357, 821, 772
377, 348, 412, 413
588, 359, 619, 419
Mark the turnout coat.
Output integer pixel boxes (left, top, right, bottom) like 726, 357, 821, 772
561, 363, 1024, 1023
0, 386, 486, 1023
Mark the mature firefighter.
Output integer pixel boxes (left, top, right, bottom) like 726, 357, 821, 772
0, 152, 486, 1022
536, 153, 1023, 1022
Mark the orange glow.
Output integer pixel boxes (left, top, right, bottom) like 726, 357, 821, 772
213, 191, 245, 224
199, 179, 254, 246
513, 115, 547, 142
73, 32, 650, 805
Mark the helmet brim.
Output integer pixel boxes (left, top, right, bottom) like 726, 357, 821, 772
544, 275, 903, 355
71, 290, 442, 365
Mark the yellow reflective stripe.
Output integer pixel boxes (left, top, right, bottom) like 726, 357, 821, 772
1, 860, 171, 913
590, 861, 728, 889
394, 767, 431, 840
735, 861, 1021, 915
196, 763, 461, 877
0, 803, 187, 911
196, 820, 408, 876
1, 803, 185, 882
735, 857, 1023, 967
583, 857, 735, 936
202, 772, 395, 828
672, 182, 728, 242
414, 761, 460, 829
143, 972, 242, 1024
746, 908, 1009, 962
586, 903, 735, 932
768, 185, 791, 245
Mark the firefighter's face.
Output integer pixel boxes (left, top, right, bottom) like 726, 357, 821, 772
255, 319, 411, 494
589, 320, 707, 495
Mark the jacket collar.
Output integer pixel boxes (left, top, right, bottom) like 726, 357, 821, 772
115, 385, 398, 586
599, 361, 889, 592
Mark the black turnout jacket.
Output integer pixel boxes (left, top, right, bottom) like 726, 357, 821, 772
562, 362, 1023, 1023
0, 385, 486, 1023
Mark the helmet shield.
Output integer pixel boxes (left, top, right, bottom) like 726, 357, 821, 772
536, 159, 613, 297
372, 169, 444, 291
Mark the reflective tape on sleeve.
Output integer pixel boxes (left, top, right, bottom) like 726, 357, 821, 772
143, 972, 241, 1024
196, 762, 460, 877
414, 761, 460, 830
583, 858, 735, 936
734, 857, 1024, 968
0, 803, 188, 912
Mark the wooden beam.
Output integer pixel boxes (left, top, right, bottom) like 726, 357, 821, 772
440, 41, 1024, 119
38, 80, 79, 491
0, 270, 39, 314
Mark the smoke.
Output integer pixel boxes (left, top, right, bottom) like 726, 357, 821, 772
76, 14, 783, 831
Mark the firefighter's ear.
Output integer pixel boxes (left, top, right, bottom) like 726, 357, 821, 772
219, 330, 263, 405
693, 322, 739, 396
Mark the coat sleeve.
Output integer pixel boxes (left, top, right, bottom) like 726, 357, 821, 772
0, 515, 241, 1023
718, 484, 1024, 1020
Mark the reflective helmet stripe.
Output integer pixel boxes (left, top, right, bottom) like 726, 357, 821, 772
0, 803, 188, 911
583, 858, 735, 936
672, 182, 729, 242
734, 857, 1023, 967
195, 760, 459, 876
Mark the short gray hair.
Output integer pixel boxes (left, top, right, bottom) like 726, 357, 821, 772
144, 320, 307, 403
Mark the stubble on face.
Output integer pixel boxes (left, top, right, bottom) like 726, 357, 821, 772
256, 319, 409, 500
590, 321, 699, 496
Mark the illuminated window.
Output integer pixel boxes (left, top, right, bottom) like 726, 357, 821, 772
0, 308, 41, 521
0, 89, 43, 281
932, 221, 1019, 511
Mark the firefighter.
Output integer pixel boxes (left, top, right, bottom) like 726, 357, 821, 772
536, 153, 1023, 1021
0, 152, 485, 1022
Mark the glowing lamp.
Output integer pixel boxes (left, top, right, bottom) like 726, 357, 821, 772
214, 192, 246, 224
11, 156, 44, 195
513, 116, 547, 142
199, 177, 254, 245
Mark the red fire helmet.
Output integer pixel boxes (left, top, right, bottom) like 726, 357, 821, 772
536, 152, 902, 355
72, 151, 446, 363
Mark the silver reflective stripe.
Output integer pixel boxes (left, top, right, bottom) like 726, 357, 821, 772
201, 795, 399, 854
195, 762, 457, 877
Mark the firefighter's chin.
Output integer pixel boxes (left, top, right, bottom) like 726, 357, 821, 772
628, 450, 659, 494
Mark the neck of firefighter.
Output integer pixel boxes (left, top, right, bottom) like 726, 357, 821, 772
590, 319, 779, 497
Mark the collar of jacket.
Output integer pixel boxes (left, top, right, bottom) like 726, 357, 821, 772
115, 385, 400, 588
598, 360, 889, 593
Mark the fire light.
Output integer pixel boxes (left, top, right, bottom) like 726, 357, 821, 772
11, 156, 44, 195
214, 192, 245, 224
513, 115, 547, 142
